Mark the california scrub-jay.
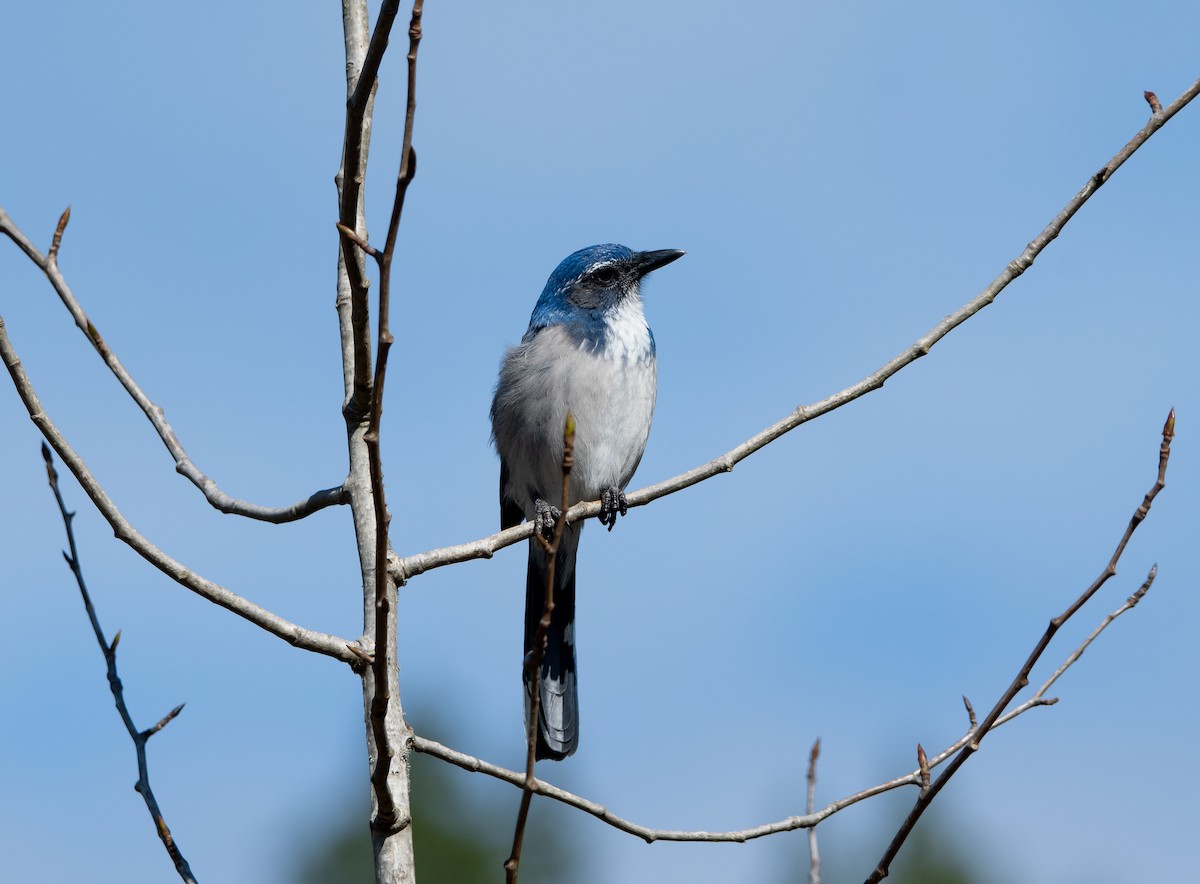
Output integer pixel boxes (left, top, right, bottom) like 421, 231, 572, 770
491, 243, 684, 760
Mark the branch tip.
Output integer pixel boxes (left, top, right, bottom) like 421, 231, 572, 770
1145, 90, 1163, 114
1163, 407, 1175, 438
961, 694, 977, 728
336, 222, 379, 259
144, 703, 186, 739
49, 205, 71, 259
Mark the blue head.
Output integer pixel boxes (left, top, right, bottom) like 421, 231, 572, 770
528, 244, 685, 336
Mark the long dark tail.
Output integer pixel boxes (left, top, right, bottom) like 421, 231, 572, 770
524, 524, 581, 760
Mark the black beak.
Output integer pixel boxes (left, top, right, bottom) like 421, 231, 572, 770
630, 249, 685, 278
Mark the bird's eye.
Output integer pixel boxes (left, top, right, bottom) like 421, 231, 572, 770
590, 266, 618, 286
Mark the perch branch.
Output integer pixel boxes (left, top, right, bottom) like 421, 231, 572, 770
0, 206, 348, 523
865, 409, 1173, 883
0, 315, 359, 664
389, 78, 1200, 587
42, 445, 198, 883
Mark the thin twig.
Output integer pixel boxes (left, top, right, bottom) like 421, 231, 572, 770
504, 415, 575, 884
42, 445, 198, 883
0, 314, 359, 664
389, 78, 1200, 587
336, 222, 379, 258
992, 563, 1157, 729
865, 409, 1174, 883
1026, 565, 1155, 704
0, 206, 349, 523
807, 739, 821, 884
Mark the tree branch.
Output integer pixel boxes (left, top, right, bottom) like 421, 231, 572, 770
334, 3, 424, 880
42, 445, 198, 883
0, 314, 360, 664
865, 409, 1174, 883
389, 78, 1200, 587
0, 206, 349, 523
353, 0, 423, 840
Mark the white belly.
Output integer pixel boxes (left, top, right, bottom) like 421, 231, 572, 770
493, 323, 657, 515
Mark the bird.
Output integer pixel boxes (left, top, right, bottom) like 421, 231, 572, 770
490, 243, 684, 760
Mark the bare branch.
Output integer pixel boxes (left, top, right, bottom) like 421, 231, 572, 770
994, 563, 1157, 729
505, 415, 575, 883
0, 318, 360, 663
411, 728, 944, 843
0, 206, 349, 523
42, 445, 198, 883
390, 79, 1200, 587
334, 1, 419, 880
866, 410, 1173, 883
334, 0, 427, 867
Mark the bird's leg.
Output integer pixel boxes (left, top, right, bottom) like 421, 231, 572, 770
598, 486, 628, 531
533, 498, 562, 540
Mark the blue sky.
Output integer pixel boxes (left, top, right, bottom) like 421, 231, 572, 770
3, 3, 1199, 882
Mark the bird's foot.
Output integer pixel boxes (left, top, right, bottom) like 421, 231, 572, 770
599, 486, 628, 531
533, 498, 562, 540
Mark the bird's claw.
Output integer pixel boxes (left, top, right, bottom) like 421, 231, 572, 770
533, 499, 561, 540
599, 486, 628, 531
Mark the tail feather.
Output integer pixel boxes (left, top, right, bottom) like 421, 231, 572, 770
524, 526, 580, 760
